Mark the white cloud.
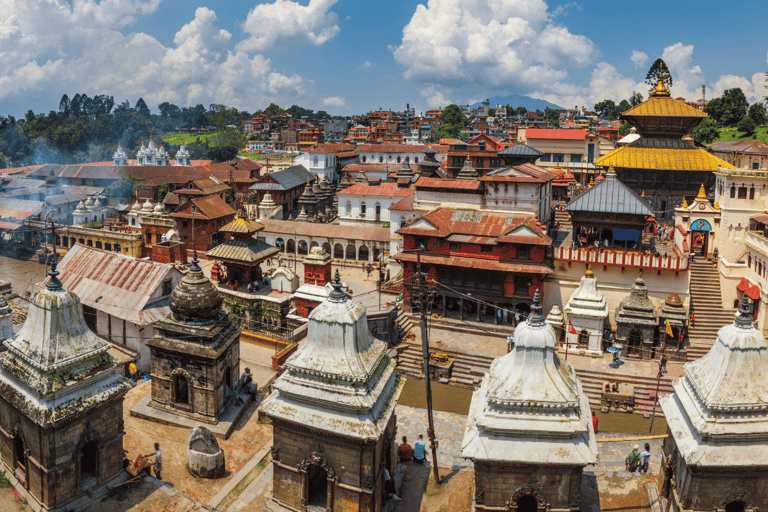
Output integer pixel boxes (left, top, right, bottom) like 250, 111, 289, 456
237, 0, 340, 52
551, 3, 583, 17
322, 96, 345, 107
710, 72, 765, 103
393, 0, 597, 101
0, 1, 311, 112
420, 84, 452, 109
660, 42, 704, 100
631, 50, 648, 69
358, 60, 375, 70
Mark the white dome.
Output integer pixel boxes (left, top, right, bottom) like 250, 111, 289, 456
141, 199, 154, 212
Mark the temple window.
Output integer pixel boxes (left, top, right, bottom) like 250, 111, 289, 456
738, 187, 748, 199
730, 186, 736, 198
750, 188, 755, 200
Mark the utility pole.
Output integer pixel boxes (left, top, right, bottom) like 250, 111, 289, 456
649, 324, 668, 433
416, 250, 440, 483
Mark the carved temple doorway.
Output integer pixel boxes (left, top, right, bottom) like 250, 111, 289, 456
307, 464, 328, 507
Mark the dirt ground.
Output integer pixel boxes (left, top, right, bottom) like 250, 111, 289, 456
0, 480, 33, 512
394, 464, 473, 512
121, 380, 272, 505
83, 478, 196, 512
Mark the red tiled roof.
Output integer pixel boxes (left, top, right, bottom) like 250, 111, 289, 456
711, 140, 768, 154
343, 163, 418, 174
337, 182, 414, 197
357, 144, 448, 153
336, 150, 359, 158
398, 208, 547, 244
262, 219, 389, 242
414, 177, 482, 191
388, 194, 416, 212
171, 195, 235, 220
525, 128, 587, 141
483, 163, 558, 183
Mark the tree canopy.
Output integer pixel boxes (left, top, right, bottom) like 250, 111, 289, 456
645, 58, 673, 89
436, 104, 469, 140
544, 107, 560, 127
748, 102, 767, 126
689, 118, 719, 145
705, 88, 749, 127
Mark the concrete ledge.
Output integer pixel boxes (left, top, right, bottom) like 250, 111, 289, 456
130, 389, 255, 440
207, 440, 273, 511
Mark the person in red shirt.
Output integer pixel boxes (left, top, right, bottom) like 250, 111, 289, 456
398, 436, 414, 462
592, 411, 599, 434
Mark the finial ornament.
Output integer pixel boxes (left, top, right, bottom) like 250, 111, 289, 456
528, 289, 545, 325
696, 183, 707, 200
190, 204, 201, 273
329, 269, 346, 302
585, 264, 593, 276
735, 294, 754, 328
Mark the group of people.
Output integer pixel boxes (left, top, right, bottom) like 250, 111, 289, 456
626, 443, 652, 473
397, 434, 427, 464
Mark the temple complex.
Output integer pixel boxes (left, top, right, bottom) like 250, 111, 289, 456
564, 268, 608, 356
462, 291, 597, 511
659, 296, 768, 512
0, 258, 131, 511
260, 270, 403, 512
596, 66, 734, 220
614, 275, 658, 359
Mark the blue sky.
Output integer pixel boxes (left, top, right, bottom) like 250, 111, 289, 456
1, 0, 766, 118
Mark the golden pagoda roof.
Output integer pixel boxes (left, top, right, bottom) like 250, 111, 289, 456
596, 146, 734, 171
621, 95, 708, 119
219, 216, 265, 234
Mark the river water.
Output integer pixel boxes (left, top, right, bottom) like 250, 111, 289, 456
398, 375, 668, 435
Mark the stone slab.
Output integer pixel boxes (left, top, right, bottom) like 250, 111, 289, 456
130, 388, 255, 439
208, 440, 273, 510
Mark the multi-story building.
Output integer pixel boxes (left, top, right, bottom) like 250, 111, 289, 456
337, 181, 414, 227
293, 143, 357, 182
710, 140, 768, 170
445, 134, 506, 178
521, 128, 614, 185
356, 143, 447, 166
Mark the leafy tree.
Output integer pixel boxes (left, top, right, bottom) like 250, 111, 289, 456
135, 98, 150, 118
594, 99, 618, 120
487, 108, 496, 117
206, 127, 243, 162
748, 102, 767, 126
157, 183, 169, 203
645, 58, 672, 89
737, 115, 757, 136
264, 103, 284, 117
436, 104, 469, 140
630, 92, 644, 107
315, 110, 331, 120
705, 88, 748, 126
545, 107, 560, 127
286, 105, 313, 118
70, 93, 82, 118
617, 100, 632, 115
618, 122, 631, 136
689, 118, 720, 145
515, 106, 527, 116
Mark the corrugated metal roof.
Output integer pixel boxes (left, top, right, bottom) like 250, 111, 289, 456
40, 244, 181, 325
205, 238, 280, 263
566, 173, 653, 216
250, 165, 314, 191
711, 140, 768, 154
596, 146, 734, 171
497, 143, 543, 157
262, 219, 390, 242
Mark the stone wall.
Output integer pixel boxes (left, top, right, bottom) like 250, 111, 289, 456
473, 462, 582, 512
0, 396, 124, 510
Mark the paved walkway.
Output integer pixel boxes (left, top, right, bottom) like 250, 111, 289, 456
228, 464, 273, 512
395, 405, 471, 470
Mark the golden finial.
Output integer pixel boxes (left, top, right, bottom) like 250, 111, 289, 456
588, 177, 595, 188
641, 190, 646, 198
682, 198, 688, 208
585, 264, 593, 276
607, 166, 616, 176
650, 70, 671, 97
696, 183, 706, 199
307, 180, 312, 186
713, 201, 721, 209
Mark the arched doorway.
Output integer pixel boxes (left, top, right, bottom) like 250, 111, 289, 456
80, 440, 99, 487
517, 495, 538, 512
307, 464, 328, 507
175, 374, 189, 405
298, 240, 308, 256
334, 243, 344, 259
358, 244, 369, 261
690, 218, 711, 257
322, 242, 332, 255
275, 238, 285, 252
286, 239, 296, 254
309, 241, 319, 251
627, 329, 642, 357
14, 434, 26, 478
578, 329, 589, 347
345, 244, 356, 259
726, 502, 745, 512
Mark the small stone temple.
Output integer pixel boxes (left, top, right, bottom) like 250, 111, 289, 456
564, 268, 608, 356
658, 296, 768, 512
462, 291, 597, 511
614, 275, 657, 359
144, 251, 241, 428
658, 292, 689, 360
260, 270, 404, 512
0, 259, 131, 511
293, 247, 333, 318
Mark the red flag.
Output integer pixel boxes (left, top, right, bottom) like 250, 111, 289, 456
568, 320, 578, 336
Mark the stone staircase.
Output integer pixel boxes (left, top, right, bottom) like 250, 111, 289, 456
687, 260, 737, 359
395, 345, 673, 415
404, 313, 515, 338
396, 308, 416, 342
553, 209, 572, 231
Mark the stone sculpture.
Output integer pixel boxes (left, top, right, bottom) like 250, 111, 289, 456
187, 425, 225, 479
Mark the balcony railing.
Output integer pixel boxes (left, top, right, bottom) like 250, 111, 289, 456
554, 247, 688, 272
746, 230, 768, 258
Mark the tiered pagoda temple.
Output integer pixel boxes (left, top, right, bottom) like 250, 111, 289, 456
596, 64, 734, 220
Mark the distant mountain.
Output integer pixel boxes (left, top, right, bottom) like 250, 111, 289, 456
469, 94, 563, 111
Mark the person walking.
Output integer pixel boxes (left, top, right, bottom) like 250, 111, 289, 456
144, 442, 163, 480
413, 434, 426, 464
592, 411, 599, 434
626, 444, 641, 472
514, 311, 520, 327
659, 353, 668, 375
640, 443, 651, 473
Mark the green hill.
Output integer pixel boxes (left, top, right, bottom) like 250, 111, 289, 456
714, 126, 768, 144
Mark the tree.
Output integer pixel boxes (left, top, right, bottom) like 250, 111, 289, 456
689, 118, 720, 145
135, 98, 150, 117
748, 102, 767, 126
737, 116, 757, 137
545, 107, 560, 127
706, 88, 748, 126
436, 104, 469, 140
618, 122, 631, 137
630, 92, 644, 107
645, 58, 672, 89
264, 103, 284, 117
594, 100, 619, 120
487, 108, 496, 117
59, 94, 71, 118
286, 104, 312, 119
515, 106, 527, 116
206, 126, 243, 162
617, 100, 632, 115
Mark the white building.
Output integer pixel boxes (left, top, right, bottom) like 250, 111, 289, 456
564, 268, 609, 357
41, 244, 184, 372
71, 196, 107, 226
357, 143, 447, 166
293, 143, 356, 182
337, 181, 413, 228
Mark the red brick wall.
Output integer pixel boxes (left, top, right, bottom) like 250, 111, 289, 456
304, 262, 332, 286
295, 297, 321, 318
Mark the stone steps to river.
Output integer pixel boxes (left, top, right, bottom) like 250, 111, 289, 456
686, 259, 737, 360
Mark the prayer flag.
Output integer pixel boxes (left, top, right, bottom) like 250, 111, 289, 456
665, 319, 673, 337
568, 320, 578, 336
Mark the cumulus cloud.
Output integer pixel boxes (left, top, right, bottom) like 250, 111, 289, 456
322, 96, 345, 107
358, 60, 375, 70
631, 50, 648, 69
237, 0, 340, 52
393, 0, 597, 103
0, 0, 311, 112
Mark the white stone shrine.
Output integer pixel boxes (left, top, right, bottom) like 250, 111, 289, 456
564, 268, 608, 357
